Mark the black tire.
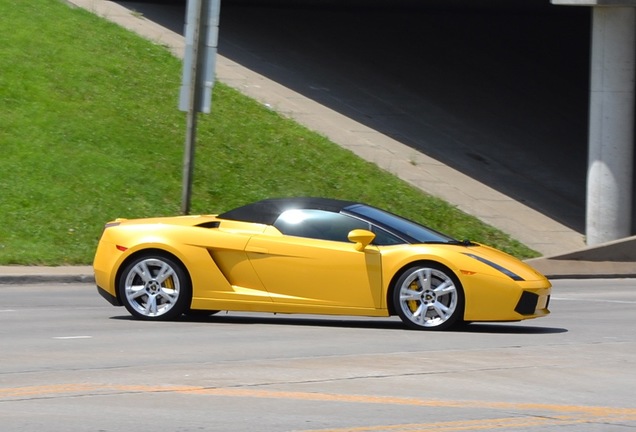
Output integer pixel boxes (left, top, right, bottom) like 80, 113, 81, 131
392, 263, 464, 330
118, 253, 191, 321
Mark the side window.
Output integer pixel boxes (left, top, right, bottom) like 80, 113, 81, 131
274, 209, 369, 242
371, 227, 406, 245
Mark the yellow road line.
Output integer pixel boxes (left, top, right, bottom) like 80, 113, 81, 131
301, 413, 636, 432
301, 416, 621, 432
2, 383, 635, 431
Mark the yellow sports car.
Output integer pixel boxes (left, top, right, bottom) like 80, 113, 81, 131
93, 197, 551, 330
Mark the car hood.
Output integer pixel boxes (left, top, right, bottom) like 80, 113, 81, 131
459, 243, 547, 282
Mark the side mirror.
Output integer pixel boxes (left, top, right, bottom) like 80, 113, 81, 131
348, 229, 376, 251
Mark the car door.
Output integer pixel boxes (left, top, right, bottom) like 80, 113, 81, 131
245, 209, 383, 309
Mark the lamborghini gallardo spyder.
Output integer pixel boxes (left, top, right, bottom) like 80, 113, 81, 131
93, 197, 551, 330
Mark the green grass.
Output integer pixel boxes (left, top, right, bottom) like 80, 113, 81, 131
0, 0, 538, 265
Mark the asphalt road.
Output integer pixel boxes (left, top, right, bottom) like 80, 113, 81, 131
1, 280, 635, 431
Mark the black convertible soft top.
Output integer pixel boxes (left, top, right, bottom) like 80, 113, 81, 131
218, 197, 358, 225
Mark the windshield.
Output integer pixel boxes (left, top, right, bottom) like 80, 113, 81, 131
344, 204, 457, 244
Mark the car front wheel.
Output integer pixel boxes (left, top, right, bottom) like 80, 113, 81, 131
393, 263, 464, 330
118, 254, 191, 320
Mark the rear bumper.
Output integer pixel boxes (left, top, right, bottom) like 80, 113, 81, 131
97, 285, 122, 307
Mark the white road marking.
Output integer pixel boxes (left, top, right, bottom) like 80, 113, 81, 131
53, 336, 93, 340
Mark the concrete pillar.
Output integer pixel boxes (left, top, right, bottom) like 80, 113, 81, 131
587, 6, 635, 245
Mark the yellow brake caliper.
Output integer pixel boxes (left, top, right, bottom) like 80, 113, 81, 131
164, 276, 175, 290
408, 280, 420, 312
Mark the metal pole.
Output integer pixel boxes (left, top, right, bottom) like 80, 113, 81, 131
181, 0, 203, 215
182, 105, 198, 215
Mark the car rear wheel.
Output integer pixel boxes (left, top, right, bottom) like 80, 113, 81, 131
118, 254, 191, 320
393, 263, 464, 330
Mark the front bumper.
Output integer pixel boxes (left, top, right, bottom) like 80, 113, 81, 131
515, 290, 550, 316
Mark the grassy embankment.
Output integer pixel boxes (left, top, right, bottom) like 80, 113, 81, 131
0, 0, 538, 264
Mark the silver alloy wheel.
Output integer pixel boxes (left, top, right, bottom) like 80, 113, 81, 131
123, 257, 182, 318
396, 266, 459, 329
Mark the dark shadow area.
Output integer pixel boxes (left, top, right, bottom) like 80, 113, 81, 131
110, 313, 567, 334
117, 0, 592, 233
183, 313, 408, 329
455, 323, 567, 334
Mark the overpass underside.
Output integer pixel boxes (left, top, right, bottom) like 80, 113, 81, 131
222, 0, 636, 246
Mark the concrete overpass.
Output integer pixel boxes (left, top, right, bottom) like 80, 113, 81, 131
553, 0, 634, 246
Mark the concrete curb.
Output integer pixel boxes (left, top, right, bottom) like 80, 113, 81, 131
526, 260, 636, 280
0, 267, 95, 285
